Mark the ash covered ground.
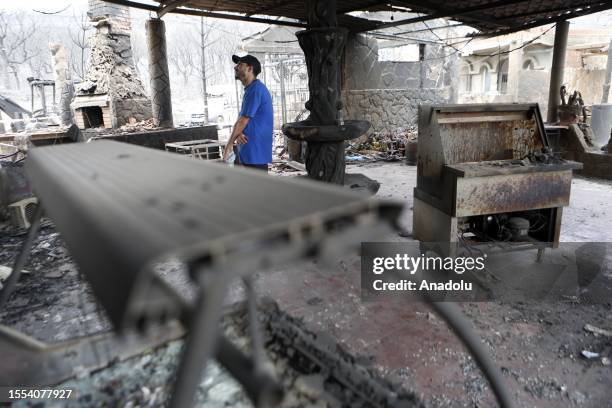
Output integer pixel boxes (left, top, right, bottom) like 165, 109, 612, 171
0, 221, 422, 407
1, 162, 612, 407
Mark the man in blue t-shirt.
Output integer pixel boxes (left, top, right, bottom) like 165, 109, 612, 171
223, 54, 273, 171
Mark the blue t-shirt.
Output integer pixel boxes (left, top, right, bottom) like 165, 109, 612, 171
238, 79, 273, 164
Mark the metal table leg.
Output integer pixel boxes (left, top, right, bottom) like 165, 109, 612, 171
170, 269, 284, 408
243, 276, 265, 374
0, 204, 43, 310
170, 271, 230, 408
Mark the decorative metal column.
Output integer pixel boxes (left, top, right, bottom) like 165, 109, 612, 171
282, 0, 369, 184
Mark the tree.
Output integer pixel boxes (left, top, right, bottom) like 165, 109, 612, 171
169, 35, 196, 85
167, 17, 223, 123
0, 11, 37, 89
67, 12, 91, 82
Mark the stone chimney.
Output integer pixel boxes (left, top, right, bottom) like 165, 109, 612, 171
71, 0, 152, 129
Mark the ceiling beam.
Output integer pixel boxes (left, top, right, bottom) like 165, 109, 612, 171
468, 1, 612, 38
372, 0, 532, 31
492, 1, 606, 25
336, 0, 390, 14
369, 31, 445, 45
157, 0, 190, 18
245, 0, 296, 17
101, 0, 307, 27
388, 0, 506, 26
378, 22, 465, 36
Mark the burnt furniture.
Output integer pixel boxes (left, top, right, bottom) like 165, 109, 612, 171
413, 104, 582, 255
10, 140, 401, 407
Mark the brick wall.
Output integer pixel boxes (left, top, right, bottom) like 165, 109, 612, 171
74, 106, 112, 129
88, 0, 131, 34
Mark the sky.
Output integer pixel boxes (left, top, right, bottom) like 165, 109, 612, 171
1, 0, 88, 12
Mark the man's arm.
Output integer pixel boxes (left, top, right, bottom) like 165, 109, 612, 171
223, 115, 250, 160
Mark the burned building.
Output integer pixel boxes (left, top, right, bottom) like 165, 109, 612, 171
71, 1, 152, 130
2, 1, 612, 408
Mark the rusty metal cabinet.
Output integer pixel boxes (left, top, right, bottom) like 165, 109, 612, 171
413, 104, 582, 253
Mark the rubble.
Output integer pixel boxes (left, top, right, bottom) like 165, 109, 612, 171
345, 125, 417, 162
580, 350, 600, 359
2, 159, 612, 407
525, 147, 565, 164
0, 221, 111, 342
0, 265, 11, 282
117, 118, 158, 133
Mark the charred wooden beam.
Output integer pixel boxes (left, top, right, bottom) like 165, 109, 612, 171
101, 0, 307, 28
157, 0, 191, 18
372, 0, 532, 31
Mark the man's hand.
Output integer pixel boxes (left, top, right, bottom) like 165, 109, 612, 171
226, 116, 250, 162
235, 133, 248, 144
223, 144, 234, 161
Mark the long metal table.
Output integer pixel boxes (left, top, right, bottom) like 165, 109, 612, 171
6, 140, 402, 407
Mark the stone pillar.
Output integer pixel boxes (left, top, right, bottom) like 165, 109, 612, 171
146, 18, 173, 128
547, 20, 570, 124
49, 43, 74, 126
507, 39, 523, 101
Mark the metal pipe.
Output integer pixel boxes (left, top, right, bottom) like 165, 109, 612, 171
153, 274, 283, 407
200, 17, 209, 124
243, 277, 265, 373
41, 85, 47, 116
546, 21, 569, 123
279, 61, 287, 125
215, 336, 284, 407
169, 283, 283, 407
0, 204, 43, 310
601, 38, 612, 104
428, 300, 515, 408
170, 272, 229, 408
419, 43, 426, 89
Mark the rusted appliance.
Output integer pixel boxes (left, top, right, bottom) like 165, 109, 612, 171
413, 104, 582, 254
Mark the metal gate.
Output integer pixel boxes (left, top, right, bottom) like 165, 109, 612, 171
259, 56, 309, 130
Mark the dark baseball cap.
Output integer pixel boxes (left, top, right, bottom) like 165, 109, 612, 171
232, 54, 261, 76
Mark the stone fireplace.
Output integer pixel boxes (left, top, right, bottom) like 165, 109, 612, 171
71, 0, 152, 129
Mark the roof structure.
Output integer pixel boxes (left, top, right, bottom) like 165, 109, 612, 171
240, 26, 302, 55
463, 25, 612, 55
103, 0, 612, 37
0, 95, 30, 119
